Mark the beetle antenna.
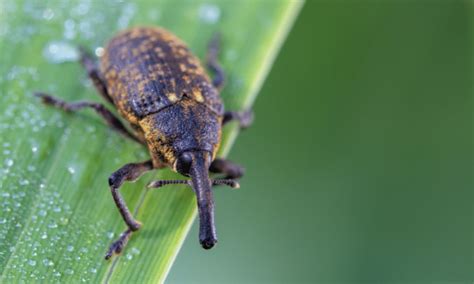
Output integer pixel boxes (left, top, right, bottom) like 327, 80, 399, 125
212, 179, 240, 188
147, 179, 239, 189
147, 179, 190, 188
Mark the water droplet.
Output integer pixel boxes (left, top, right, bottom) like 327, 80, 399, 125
4, 159, 14, 167
79, 247, 88, 253
65, 268, 74, 275
94, 47, 104, 57
74, 2, 90, 16
41, 233, 48, 239
38, 210, 47, 217
19, 179, 30, 186
31, 146, 38, 153
125, 253, 132, 260
147, 9, 161, 21
78, 21, 93, 39
42, 8, 54, 20
59, 217, 69, 225
107, 232, 114, 239
43, 258, 54, 266
90, 268, 97, 274
131, 247, 140, 255
28, 260, 36, 266
63, 19, 76, 40
43, 41, 79, 64
27, 165, 36, 172
117, 3, 137, 29
66, 245, 74, 252
67, 166, 75, 175
48, 222, 58, 229
199, 4, 221, 24
39, 183, 45, 189
0, 218, 6, 224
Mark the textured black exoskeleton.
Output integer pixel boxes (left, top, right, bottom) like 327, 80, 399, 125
35, 27, 253, 259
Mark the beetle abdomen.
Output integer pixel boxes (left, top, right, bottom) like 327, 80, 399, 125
101, 27, 223, 124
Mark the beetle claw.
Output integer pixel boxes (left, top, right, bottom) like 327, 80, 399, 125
34, 92, 54, 104
105, 229, 133, 260
239, 110, 254, 129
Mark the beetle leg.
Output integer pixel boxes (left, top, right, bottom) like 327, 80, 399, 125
210, 158, 245, 180
206, 33, 226, 90
106, 160, 154, 260
34, 92, 143, 144
79, 47, 114, 104
222, 110, 254, 129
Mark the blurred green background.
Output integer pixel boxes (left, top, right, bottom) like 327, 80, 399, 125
168, 1, 473, 283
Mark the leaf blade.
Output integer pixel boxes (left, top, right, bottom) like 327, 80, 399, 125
0, 0, 303, 283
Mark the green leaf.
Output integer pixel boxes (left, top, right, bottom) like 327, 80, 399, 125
0, 0, 303, 283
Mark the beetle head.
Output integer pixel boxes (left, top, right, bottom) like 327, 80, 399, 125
140, 99, 221, 169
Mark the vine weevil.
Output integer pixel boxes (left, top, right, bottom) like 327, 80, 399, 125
35, 27, 253, 259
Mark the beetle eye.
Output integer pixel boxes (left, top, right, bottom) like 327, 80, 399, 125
176, 152, 193, 175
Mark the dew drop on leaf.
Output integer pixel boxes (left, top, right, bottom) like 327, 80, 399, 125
5, 158, 14, 167
42, 41, 79, 64
48, 222, 58, 229
43, 258, 54, 266
198, 4, 221, 24
42, 8, 54, 21
67, 166, 76, 175
65, 268, 74, 275
94, 47, 104, 57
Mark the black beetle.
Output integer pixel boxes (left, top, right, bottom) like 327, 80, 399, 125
35, 26, 252, 259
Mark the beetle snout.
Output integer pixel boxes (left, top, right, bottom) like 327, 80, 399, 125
200, 237, 217, 250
